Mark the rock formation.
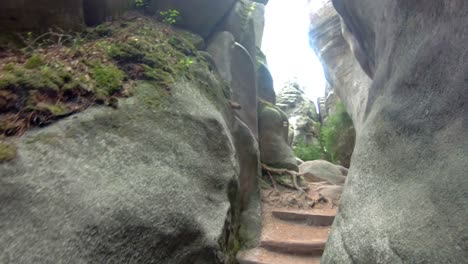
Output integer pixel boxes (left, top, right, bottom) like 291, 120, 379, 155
310, 0, 468, 262
276, 82, 320, 147
258, 101, 298, 171
0, 0, 300, 263
299, 159, 346, 185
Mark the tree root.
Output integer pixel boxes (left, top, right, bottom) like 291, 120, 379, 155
261, 163, 309, 193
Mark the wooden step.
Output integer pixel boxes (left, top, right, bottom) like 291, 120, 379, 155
272, 209, 336, 226
261, 238, 326, 255
237, 247, 321, 264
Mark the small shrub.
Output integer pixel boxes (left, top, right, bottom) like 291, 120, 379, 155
320, 101, 355, 166
134, 0, 149, 8
293, 141, 322, 161
159, 9, 181, 25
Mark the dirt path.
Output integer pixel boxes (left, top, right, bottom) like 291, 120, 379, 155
237, 184, 338, 264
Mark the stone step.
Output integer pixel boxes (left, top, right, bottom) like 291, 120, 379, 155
237, 247, 321, 264
261, 208, 330, 255
271, 209, 336, 226
260, 238, 327, 255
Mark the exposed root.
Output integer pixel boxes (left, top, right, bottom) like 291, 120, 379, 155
261, 163, 308, 193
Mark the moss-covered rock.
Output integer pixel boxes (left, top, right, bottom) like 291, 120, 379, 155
0, 14, 212, 137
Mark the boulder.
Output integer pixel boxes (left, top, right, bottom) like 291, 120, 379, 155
258, 101, 298, 171
317, 185, 343, 206
335, 165, 348, 176
0, 70, 241, 263
231, 43, 258, 138
149, 0, 236, 38
315, 0, 468, 262
299, 160, 346, 185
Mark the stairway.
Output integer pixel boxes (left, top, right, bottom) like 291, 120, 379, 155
237, 207, 336, 264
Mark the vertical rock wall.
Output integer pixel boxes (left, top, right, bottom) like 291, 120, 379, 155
310, 0, 468, 262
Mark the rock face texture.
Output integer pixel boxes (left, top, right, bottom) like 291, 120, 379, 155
276, 82, 319, 146
309, 0, 371, 127
0, 0, 284, 262
258, 101, 298, 171
0, 0, 306, 262
0, 78, 240, 263
310, 0, 468, 262
151, 0, 236, 38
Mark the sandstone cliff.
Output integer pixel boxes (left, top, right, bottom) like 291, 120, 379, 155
310, 0, 468, 262
0, 0, 299, 263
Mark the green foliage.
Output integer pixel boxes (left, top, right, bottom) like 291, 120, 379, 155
159, 9, 181, 25
177, 57, 194, 70
0, 142, 16, 162
134, 0, 147, 8
24, 54, 45, 69
293, 141, 322, 161
90, 63, 125, 96
320, 102, 355, 164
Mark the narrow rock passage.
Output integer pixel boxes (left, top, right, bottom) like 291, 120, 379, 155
238, 187, 337, 264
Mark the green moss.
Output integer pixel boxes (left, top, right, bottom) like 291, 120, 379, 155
107, 40, 146, 62
35, 102, 70, 116
142, 65, 173, 85
3, 63, 15, 72
0, 142, 16, 162
90, 63, 125, 96
168, 36, 196, 56
0, 64, 70, 91
25, 54, 45, 69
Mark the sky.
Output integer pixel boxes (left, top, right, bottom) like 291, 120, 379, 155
261, 0, 326, 104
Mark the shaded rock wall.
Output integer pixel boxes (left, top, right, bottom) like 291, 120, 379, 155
0, 0, 134, 31
150, 0, 236, 38
310, 0, 468, 262
0, 0, 85, 31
